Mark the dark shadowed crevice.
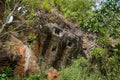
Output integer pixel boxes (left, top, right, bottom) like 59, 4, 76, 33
52, 45, 57, 52
52, 34, 68, 69
54, 28, 61, 35
41, 33, 52, 56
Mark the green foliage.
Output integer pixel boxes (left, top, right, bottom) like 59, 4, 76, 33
88, 46, 120, 79
88, 48, 106, 58
22, 0, 40, 9
1, 70, 46, 80
60, 57, 103, 80
114, 43, 120, 61
61, 45, 120, 80
0, 67, 12, 80
28, 33, 37, 41
40, 0, 94, 24
24, 71, 46, 80
53, 0, 94, 24
97, 37, 110, 47
5, 0, 19, 5
0, 73, 9, 80
5, 0, 40, 12
41, 0, 51, 11
83, 0, 120, 38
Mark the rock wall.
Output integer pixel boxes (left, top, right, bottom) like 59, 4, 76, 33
37, 23, 84, 69
0, 44, 21, 75
0, 23, 84, 76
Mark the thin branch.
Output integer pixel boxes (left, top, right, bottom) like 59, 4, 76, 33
0, 2, 20, 34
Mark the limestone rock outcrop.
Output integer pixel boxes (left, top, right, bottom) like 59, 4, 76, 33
37, 23, 84, 69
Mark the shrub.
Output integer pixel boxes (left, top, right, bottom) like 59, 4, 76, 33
60, 45, 120, 80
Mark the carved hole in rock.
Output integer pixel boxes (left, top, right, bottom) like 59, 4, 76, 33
53, 28, 61, 36
67, 40, 73, 47
54, 75, 57, 78
52, 45, 57, 52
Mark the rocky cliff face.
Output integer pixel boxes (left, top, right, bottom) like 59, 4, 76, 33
0, 3, 87, 76
0, 22, 84, 76
0, 44, 21, 75
38, 23, 84, 69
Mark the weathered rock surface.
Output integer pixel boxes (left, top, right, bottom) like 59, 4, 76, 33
37, 23, 84, 69
10, 35, 39, 77
0, 22, 84, 76
0, 5, 85, 76
46, 67, 61, 80
0, 44, 21, 75
0, 35, 39, 77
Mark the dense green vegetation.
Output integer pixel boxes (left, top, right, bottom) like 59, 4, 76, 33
83, 0, 120, 38
0, 0, 120, 80
59, 0, 120, 79
61, 45, 120, 80
41, 0, 94, 24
